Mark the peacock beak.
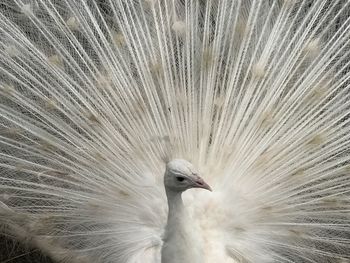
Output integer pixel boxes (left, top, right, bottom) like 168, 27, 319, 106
193, 177, 212, 191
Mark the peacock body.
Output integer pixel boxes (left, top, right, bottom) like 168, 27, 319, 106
0, 0, 350, 262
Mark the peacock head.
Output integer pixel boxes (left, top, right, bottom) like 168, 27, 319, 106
164, 159, 212, 193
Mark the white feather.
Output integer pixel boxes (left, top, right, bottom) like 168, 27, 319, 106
0, 0, 349, 262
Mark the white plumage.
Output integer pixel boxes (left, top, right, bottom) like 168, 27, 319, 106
0, 0, 350, 262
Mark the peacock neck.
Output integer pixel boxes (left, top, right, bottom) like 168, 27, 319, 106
165, 189, 186, 232
162, 189, 203, 263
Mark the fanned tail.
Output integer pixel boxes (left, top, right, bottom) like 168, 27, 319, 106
0, 0, 349, 262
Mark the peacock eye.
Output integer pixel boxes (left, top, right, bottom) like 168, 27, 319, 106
176, 176, 185, 182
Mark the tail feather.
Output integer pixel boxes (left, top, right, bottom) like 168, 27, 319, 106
0, 0, 349, 262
